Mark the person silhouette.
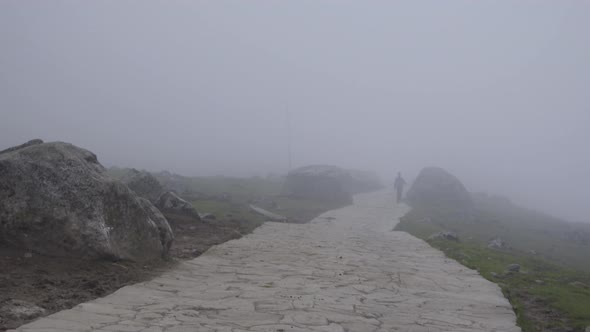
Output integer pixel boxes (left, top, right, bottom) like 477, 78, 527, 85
393, 172, 406, 203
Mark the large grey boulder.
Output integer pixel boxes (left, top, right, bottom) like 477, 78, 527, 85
281, 165, 382, 205
119, 169, 164, 203
346, 169, 384, 194
282, 165, 354, 205
152, 171, 193, 196
0, 139, 44, 154
0, 140, 173, 261
156, 191, 200, 220
406, 167, 472, 209
138, 198, 174, 253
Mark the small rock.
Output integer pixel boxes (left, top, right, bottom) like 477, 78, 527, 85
428, 231, 459, 242
534, 279, 544, 284
24, 252, 33, 258
506, 264, 520, 273
491, 272, 499, 278
584, 326, 590, 332
156, 191, 200, 220
249, 205, 287, 222
569, 281, 589, 289
199, 213, 216, 220
528, 249, 537, 255
487, 237, 505, 250
0, 299, 46, 321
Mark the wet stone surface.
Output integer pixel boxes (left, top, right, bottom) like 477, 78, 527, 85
10, 192, 520, 332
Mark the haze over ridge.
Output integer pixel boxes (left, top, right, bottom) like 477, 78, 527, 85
1, 1, 588, 222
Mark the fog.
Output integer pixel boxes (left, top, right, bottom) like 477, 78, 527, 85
1, 1, 589, 222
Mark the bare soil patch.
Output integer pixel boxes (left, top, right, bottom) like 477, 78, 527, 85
0, 214, 261, 331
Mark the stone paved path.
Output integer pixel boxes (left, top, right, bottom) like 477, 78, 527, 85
11, 191, 520, 332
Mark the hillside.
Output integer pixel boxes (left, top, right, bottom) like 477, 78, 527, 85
396, 168, 590, 331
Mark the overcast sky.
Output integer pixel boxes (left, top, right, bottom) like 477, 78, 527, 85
1, 1, 589, 222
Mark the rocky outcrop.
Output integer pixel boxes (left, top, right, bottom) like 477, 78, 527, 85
282, 165, 354, 205
156, 191, 200, 220
406, 167, 472, 209
120, 169, 164, 203
138, 198, 174, 253
282, 165, 383, 205
0, 139, 43, 155
0, 140, 173, 261
347, 169, 384, 194
152, 171, 193, 196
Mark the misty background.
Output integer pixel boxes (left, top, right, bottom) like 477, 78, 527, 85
1, 1, 588, 222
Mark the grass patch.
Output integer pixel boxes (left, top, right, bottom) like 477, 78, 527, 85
110, 168, 349, 224
396, 206, 590, 331
153, 173, 346, 224
191, 199, 267, 225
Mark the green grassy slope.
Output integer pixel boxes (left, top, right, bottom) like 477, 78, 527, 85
108, 167, 347, 224
396, 196, 590, 331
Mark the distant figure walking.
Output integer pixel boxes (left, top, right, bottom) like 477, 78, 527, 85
393, 172, 406, 203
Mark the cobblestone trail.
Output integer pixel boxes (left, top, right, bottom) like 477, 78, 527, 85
11, 191, 520, 332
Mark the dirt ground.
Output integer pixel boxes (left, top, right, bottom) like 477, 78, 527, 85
0, 214, 262, 331
513, 291, 574, 332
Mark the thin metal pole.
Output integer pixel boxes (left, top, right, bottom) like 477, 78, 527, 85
286, 104, 292, 171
